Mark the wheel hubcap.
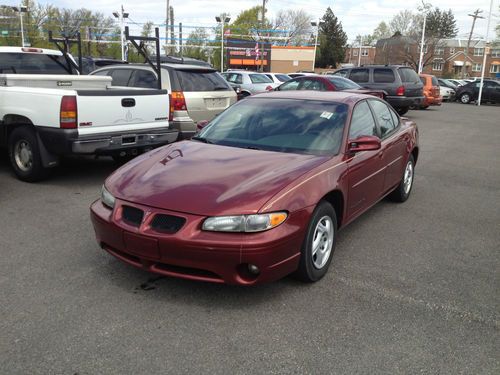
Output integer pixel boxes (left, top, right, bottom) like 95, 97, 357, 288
461, 94, 469, 103
311, 216, 334, 269
14, 139, 33, 172
403, 161, 413, 195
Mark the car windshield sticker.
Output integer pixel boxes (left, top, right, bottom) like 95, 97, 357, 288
320, 111, 333, 120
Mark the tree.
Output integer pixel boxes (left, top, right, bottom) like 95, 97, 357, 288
372, 21, 391, 42
316, 7, 347, 68
389, 10, 417, 36
183, 27, 209, 61
274, 9, 312, 45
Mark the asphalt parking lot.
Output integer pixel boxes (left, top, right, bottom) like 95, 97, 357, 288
1, 102, 499, 374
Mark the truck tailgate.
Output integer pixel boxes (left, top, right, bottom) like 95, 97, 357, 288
76, 89, 169, 134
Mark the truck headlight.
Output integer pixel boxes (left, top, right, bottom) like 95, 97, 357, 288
202, 212, 287, 232
101, 185, 115, 209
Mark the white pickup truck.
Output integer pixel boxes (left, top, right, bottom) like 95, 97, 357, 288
0, 47, 178, 182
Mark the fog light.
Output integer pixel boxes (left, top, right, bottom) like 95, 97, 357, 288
247, 264, 260, 275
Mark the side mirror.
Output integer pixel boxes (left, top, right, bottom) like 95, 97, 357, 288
196, 120, 209, 131
348, 136, 381, 153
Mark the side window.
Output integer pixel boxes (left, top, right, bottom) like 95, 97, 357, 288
299, 79, 326, 91
131, 70, 158, 88
369, 100, 396, 138
334, 69, 348, 78
110, 69, 133, 86
92, 70, 110, 76
349, 69, 369, 83
279, 80, 301, 91
373, 69, 395, 83
349, 101, 378, 138
234, 74, 243, 84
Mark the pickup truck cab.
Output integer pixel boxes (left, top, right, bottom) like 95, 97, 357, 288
0, 47, 177, 182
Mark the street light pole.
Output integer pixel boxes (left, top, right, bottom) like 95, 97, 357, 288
18, 5, 26, 47
477, 0, 494, 106
358, 36, 362, 67
418, 2, 432, 74
113, 5, 129, 61
311, 19, 320, 71
216, 16, 230, 73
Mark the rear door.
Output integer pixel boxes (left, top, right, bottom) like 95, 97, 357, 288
397, 67, 423, 98
371, 68, 397, 95
172, 68, 236, 123
347, 68, 370, 87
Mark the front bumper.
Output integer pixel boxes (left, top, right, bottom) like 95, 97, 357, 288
38, 127, 179, 155
90, 199, 310, 285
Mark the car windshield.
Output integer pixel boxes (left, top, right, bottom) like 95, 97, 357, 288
196, 98, 348, 155
326, 76, 361, 90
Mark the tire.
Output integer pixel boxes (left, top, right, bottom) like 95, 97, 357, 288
295, 201, 337, 282
396, 107, 409, 116
388, 154, 415, 203
459, 93, 471, 104
419, 105, 429, 110
8, 126, 49, 182
240, 92, 251, 99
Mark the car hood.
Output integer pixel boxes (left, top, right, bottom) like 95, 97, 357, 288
107, 141, 330, 216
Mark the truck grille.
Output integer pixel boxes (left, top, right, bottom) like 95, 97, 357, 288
151, 214, 186, 234
122, 206, 144, 227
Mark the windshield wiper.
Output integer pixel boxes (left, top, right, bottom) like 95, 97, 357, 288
191, 136, 214, 144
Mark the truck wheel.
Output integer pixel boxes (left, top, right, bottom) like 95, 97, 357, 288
396, 107, 409, 116
8, 126, 49, 182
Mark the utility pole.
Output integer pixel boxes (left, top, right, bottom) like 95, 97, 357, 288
358, 36, 362, 67
165, 0, 169, 54
260, 0, 267, 72
170, 6, 174, 54
179, 22, 182, 57
461, 9, 484, 78
477, 0, 494, 106
311, 19, 321, 71
112, 5, 129, 61
417, 2, 432, 74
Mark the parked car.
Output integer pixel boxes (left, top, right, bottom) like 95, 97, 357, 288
333, 65, 424, 115
439, 86, 456, 102
275, 75, 386, 99
437, 78, 458, 90
221, 71, 279, 98
0, 47, 177, 181
288, 72, 317, 78
91, 64, 237, 140
90, 91, 419, 285
419, 74, 442, 108
265, 72, 292, 84
81, 57, 128, 74
455, 79, 500, 104
448, 79, 467, 87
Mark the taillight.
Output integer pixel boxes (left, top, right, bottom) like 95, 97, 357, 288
170, 91, 187, 111
265, 85, 273, 91
60, 96, 77, 129
396, 86, 405, 96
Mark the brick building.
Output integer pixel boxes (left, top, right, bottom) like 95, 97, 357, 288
374, 36, 500, 79
343, 45, 376, 66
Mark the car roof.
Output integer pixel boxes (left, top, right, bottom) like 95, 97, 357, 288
249, 90, 375, 105
94, 63, 217, 71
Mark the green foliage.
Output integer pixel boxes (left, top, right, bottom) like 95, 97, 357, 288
229, 6, 271, 41
424, 8, 458, 39
183, 27, 209, 61
372, 21, 391, 42
316, 7, 347, 68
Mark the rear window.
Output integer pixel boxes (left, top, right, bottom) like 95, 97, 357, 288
175, 69, 231, 92
431, 76, 439, 86
275, 74, 291, 82
349, 69, 369, 83
419, 77, 426, 85
110, 69, 133, 86
0, 52, 75, 74
373, 68, 395, 83
249, 74, 273, 84
326, 76, 361, 90
132, 70, 158, 88
398, 68, 419, 83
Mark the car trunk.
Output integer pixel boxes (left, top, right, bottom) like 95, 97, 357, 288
398, 67, 423, 98
173, 68, 236, 123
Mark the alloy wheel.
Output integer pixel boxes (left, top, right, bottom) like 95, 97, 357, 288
311, 216, 334, 269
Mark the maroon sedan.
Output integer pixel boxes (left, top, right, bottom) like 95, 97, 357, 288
277, 75, 386, 99
90, 91, 418, 285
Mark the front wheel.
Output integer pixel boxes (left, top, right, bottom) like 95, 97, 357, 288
295, 201, 337, 282
389, 155, 415, 203
8, 126, 49, 182
460, 93, 471, 104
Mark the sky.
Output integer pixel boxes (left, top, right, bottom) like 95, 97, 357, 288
3, 0, 499, 43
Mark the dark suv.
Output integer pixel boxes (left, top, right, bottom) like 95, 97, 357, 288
333, 65, 424, 115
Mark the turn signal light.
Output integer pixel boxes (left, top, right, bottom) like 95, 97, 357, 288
396, 86, 405, 96
60, 96, 77, 129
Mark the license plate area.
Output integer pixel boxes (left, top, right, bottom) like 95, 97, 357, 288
204, 98, 227, 109
123, 231, 160, 260
122, 135, 137, 145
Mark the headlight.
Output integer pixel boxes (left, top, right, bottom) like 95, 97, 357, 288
101, 185, 115, 209
202, 212, 287, 232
